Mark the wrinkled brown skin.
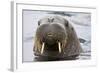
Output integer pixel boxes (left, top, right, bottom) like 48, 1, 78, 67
33, 16, 82, 60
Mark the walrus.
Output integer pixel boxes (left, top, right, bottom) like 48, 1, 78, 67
33, 16, 82, 60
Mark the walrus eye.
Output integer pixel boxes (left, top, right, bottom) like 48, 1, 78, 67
38, 21, 40, 26
64, 19, 69, 27
65, 22, 69, 28
71, 27, 74, 30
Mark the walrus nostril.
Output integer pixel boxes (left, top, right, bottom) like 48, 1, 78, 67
47, 34, 53, 37
47, 33, 53, 37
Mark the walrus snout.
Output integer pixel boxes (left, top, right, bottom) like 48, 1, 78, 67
36, 23, 67, 54
41, 24, 67, 45
45, 32, 56, 45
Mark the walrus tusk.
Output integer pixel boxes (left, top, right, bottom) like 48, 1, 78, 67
41, 42, 45, 54
58, 42, 61, 53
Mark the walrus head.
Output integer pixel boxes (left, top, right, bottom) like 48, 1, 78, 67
33, 16, 82, 58
37, 23, 67, 54
33, 16, 69, 57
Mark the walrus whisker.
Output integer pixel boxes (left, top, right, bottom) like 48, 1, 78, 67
41, 42, 45, 54
58, 42, 61, 53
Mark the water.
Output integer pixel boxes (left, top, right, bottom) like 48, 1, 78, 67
22, 10, 91, 62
